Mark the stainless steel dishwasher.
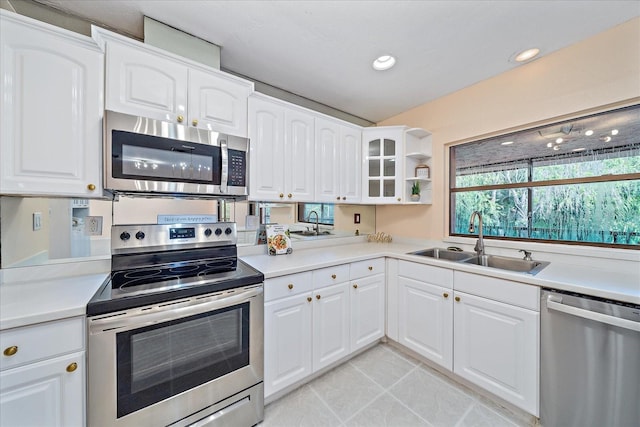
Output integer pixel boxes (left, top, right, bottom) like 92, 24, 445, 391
540, 288, 640, 427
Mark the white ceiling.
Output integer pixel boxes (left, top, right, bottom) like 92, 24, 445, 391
33, 0, 640, 123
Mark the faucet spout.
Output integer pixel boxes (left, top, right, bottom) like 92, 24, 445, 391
469, 211, 485, 257
306, 210, 319, 234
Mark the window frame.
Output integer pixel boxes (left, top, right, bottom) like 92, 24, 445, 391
448, 104, 640, 249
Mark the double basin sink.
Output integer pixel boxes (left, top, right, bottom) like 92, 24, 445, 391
408, 247, 549, 275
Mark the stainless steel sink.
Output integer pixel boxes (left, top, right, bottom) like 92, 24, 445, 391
408, 248, 476, 261
290, 230, 332, 237
462, 254, 549, 275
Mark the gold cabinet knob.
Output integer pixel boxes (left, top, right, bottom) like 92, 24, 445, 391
288, 193, 293, 198
87, 183, 96, 191
316, 294, 321, 300
279, 193, 284, 198
342, 196, 346, 200
307, 297, 312, 302
353, 284, 358, 289
3, 346, 18, 357
192, 119, 198, 126
443, 292, 449, 298
331, 274, 336, 280
177, 115, 184, 123
397, 197, 401, 202
455, 296, 461, 302
368, 266, 373, 271
336, 196, 341, 201
288, 284, 294, 290
66, 362, 78, 373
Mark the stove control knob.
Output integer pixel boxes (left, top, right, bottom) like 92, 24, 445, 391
135, 231, 145, 240
225, 227, 233, 235
120, 231, 130, 241
204, 228, 212, 237
215, 228, 223, 236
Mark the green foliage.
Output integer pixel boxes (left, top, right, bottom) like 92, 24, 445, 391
411, 181, 420, 195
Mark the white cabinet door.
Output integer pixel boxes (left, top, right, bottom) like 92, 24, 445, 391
314, 117, 341, 203
105, 41, 188, 122
454, 291, 539, 416
0, 351, 85, 427
350, 274, 385, 351
361, 127, 404, 204
264, 293, 313, 398
398, 276, 453, 370
339, 125, 362, 203
248, 97, 285, 201
0, 15, 103, 197
188, 67, 251, 137
284, 108, 315, 202
313, 282, 350, 371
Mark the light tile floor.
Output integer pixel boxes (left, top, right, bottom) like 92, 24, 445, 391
260, 343, 534, 427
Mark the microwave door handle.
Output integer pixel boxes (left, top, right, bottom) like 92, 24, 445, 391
220, 138, 228, 193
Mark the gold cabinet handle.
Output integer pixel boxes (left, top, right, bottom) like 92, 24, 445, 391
279, 193, 284, 198
192, 119, 198, 126
307, 297, 312, 302
87, 183, 96, 191
3, 346, 18, 357
368, 266, 373, 271
455, 296, 461, 302
316, 294, 321, 300
353, 284, 358, 289
443, 292, 449, 298
288, 284, 294, 290
66, 362, 78, 373
287, 193, 292, 198
177, 115, 184, 123
331, 274, 336, 279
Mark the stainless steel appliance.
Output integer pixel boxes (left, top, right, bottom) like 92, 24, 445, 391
104, 110, 249, 197
540, 289, 640, 427
87, 223, 264, 427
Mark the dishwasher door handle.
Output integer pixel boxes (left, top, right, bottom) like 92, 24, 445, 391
546, 295, 640, 332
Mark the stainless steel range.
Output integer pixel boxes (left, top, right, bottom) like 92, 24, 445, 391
87, 222, 264, 427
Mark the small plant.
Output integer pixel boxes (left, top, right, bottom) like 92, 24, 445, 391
411, 181, 420, 195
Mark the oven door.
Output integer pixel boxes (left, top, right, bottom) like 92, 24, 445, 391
88, 285, 263, 427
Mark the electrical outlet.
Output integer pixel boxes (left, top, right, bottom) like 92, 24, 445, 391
354, 213, 361, 224
33, 212, 42, 231
85, 216, 103, 236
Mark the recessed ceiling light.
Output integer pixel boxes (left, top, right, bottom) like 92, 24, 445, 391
546, 142, 553, 148
611, 129, 619, 135
373, 55, 396, 71
513, 48, 540, 63
585, 130, 594, 136
553, 145, 560, 151
501, 141, 514, 146
556, 137, 563, 143
600, 136, 612, 142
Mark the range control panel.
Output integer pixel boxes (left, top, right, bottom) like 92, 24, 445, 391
111, 222, 237, 253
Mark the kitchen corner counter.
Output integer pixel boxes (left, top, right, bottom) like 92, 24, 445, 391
0, 273, 108, 330
241, 241, 640, 305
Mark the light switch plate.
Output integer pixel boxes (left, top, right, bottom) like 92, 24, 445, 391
85, 216, 103, 236
33, 212, 42, 231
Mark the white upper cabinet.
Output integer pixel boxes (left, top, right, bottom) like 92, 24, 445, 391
248, 94, 314, 202
0, 11, 103, 197
361, 126, 432, 204
96, 27, 253, 137
315, 117, 362, 203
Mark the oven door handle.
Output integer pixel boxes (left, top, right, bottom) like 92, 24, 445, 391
89, 285, 263, 333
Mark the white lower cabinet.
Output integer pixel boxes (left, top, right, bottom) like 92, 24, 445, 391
0, 317, 85, 427
264, 259, 385, 399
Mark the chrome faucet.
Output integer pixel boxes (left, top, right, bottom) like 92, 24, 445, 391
307, 210, 319, 234
468, 211, 485, 257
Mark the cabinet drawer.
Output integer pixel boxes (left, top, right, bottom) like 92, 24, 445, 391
454, 271, 539, 311
398, 261, 453, 288
264, 272, 313, 302
313, 264, 350, 289
0, 317, 84, 371
350, 258, 385, 279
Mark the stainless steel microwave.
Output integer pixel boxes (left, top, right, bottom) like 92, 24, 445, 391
104, 110, 248, 197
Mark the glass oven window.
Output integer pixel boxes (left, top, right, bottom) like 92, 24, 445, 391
116, 302, 250, 418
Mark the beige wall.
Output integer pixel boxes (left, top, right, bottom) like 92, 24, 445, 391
377, 17, 640, 240
1, 197, 49, 266
335, 204, 376, 235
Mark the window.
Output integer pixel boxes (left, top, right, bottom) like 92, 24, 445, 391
297, 203, 334, 226
450, 104, 640, 248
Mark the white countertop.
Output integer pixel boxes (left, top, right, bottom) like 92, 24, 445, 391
0, 273, 108, 331
242, 241, 640, 305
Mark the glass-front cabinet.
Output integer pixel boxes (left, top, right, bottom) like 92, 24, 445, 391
362, 126, 432, 204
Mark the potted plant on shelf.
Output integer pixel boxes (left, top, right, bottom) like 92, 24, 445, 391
410, 181, 420, 202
